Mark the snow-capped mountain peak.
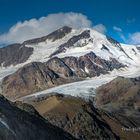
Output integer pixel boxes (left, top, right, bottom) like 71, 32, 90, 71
0, 26, 140, 97
20, 26, 139, 67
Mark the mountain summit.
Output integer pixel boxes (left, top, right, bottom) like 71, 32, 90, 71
0, 26, 140, 99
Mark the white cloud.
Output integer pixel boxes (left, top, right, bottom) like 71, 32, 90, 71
113, 26, 127, 42
118, 33, 127, 42
113, 26, 122, 32
128, 32, 140, 44
114, 29, 140, 45
127, 18, 136, 24
93, 24, 107, 34
0, 12, 107, 44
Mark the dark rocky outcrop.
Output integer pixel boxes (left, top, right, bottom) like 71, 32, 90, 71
106, 36, 132, 59
62, 52, 125, 77
137, 46, 140, 51
106, 36, 121, 49
50, 30, 91, 56
2, 62, 61, 99
0, 26, 72, 67
46, 57, 74, 77
23, 26, 72, 44
0, 44, 33, 67
101, 44, 110, 51
0, 95, 75, 140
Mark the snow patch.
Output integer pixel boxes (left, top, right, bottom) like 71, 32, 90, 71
85, 67, 89, 73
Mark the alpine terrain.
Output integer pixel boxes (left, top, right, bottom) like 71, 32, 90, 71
0, 26, 140, 140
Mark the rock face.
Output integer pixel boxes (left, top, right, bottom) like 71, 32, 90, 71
0, 95, 75, 140
2, 62, 61, 99
95, 76, 140, 140
46, 57, 74, 77
62, 52, 125, 77
23, 93, 140, 140
0, 26, 72, 67
0, 26, 138, 69
0, 44, 33, 67
1, 53, 124, 99
95, 76, 140, 108
137, 47, 140, 51
50, 30, 91, 57
31, 95, 118, 140
106, 36, 132, 59
100, 110, 140, 140
23, 26, 72, 44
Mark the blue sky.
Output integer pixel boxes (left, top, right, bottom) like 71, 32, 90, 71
0, 0, 140, 45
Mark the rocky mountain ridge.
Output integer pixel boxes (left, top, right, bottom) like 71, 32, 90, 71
0, 95, 76, 140
1, 52, 125, 99
0, 26, 139, 99
28, 94, 119, 140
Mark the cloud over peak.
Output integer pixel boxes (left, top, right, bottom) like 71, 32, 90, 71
0, 12, 106, 45
113, 25, 140, 45
129, 32, 140, 44
93, 24, 107, 34
113, 26, 122, 32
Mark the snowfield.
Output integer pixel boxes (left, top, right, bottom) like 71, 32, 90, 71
20, 77, 113, 101
4, 28, 139, 68
0, 66, 18, 81
25, 29, 83, 63
20, 66, 140, 101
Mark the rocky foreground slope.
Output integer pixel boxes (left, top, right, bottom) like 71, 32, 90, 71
95, 76, 140, 139
96, 76, 140, 110
0, 95, 75, 140
0, 76, 140, 140
25, 76, 140, 140
26, 95, 118, 140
